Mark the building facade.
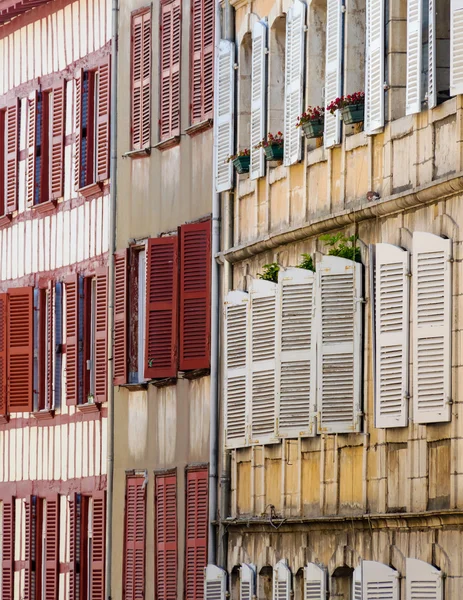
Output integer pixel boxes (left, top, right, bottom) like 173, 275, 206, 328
217, 0, 463, 598
0, 0, 112, 598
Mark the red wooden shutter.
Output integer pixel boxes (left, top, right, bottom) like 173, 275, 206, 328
24, 497, 33, 600
185, 470, 208, 600
96, 59, 110, 181
26, 91, 37, 207
191, 0, 214, 123
1, 497, 14, 600
91, 491, 106, 600
65, 274, 79, 406
114, 251, 128, 385
50, 82, 65, 199
0, 294, 7, 416
69, 494, 77, 600
44, 495, 59, 600
74, 69, 83, 192
46, 283, 54, 410
124, 477, 146, 600
160, 0, 181, 140
95, 268, 108, 403
144, 237, 178, 379
179, 221, 211, 370
155, 474, 177, 600
6, 100, 19, 213
131, 10, 152, 150
8, 287, 33, 412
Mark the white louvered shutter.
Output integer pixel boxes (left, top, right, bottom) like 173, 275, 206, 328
450, 0, 463, 96
304, 563, 327, 600
277, 268, 316, 438
251, 20, 267, 180
324, 0, 342, 148
283, 0, 306, 166
405, 559, 443, 600
224, 291, 250, 448
215, 40, 235, 193
205, 565, 227, 600
375, 244, 410, 428
240, 563, 256, 600
250, 279, 278, 444
406, 0, 423, 115
365, 0, 385, 133
412, 232, 452, 424
362, 562, 399, 600
317, 256, 363, 434
428, 0, 437, 108
273, 560, 291, 600
352, 566, 362, 600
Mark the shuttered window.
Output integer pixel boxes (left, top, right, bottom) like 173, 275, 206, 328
91, 492, 106, 600
24, 496, 38, 600
0, 294, 7, 417
185, 469, 208, 600
94, 269, 108, 403
450, 0, 463, 95
34, 286, 54, 412
205, 565, 227, 600
114, 250, 128, 384
412, 232, 452, 424
250, 19, 267, 180
124, 477, 146, 600
65, 274, 80, 406
5, 100, 19, 214
54, 282, 63, 409
362, 561, 399, 600
375, 244, 410, 428
224, 291, 250, 448
155, 474, 177, 600
0, 110, 5, 217
277, 268, 316, 438
324, 0, 342, 148
215, 40, 235, 192
44, 495, 59, 600
191, 0, 214, 124
365, 0, 385, 133
179, 221, 211, 371
304, 563, 327, 600
352, 566, 361, 600
8, 287, 33, 412
131, 9, 152, 151
1, 498, 14, 600
273, 560, 291, 600
283, 0, 306, 165
50, 82, 65, 199
69, 494, 79, 600
316, 256, 363, 434
250, 279, 277, 444
240, 564, 256, 600
160, 0, 181, 140
145, 237, 179, 379
405, 559, 443, 600
406, 0, 423, 114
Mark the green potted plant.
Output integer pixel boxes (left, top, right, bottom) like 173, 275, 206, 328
327, 92, 365, 125
319, 233, 362, 262
254, 132, 284, 162
296, 106, 325, 139
257, 262, 280, 283
227, 149, 250, 174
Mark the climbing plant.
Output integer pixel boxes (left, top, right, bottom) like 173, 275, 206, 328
319, 233, 361, 263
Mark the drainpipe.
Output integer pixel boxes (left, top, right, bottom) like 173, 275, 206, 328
105, 0, 118, 594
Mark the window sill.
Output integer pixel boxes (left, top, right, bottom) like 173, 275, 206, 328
185, 119, 213, 137
154, 136, 181, 151
77, 401, 101, 414
0, 213, 12, 228
32, 409, 55, 421
122, 147, 151, 159
78, 181, 103, 199
32, 199, 58, 215
150, 377, 177, 388
117, 382, 148, 391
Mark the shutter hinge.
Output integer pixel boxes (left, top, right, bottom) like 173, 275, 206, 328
383, 82, 390, 91
233, 63, 239, 70
448, 258, 454, 263
446, 398, 453, 406
264, 47, 269, 54
341, 4, 346, 12
406, 272, 412, 278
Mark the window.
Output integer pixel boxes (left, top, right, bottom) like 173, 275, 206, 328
160, 0, 181, 141
155, 473, 177, 600
0, 101, 19, 214
185, 469, 208, 600
131, 9, 152, 150
80, 71, 97, 188
190, 0, 214, 124
123, 476, 146, 600
0, 109, 5, 216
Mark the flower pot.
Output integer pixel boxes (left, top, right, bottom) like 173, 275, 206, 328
301, 119, 324, 139
264, 144, 284, 161
341, 103, 365, 125
232, 155, 250, 174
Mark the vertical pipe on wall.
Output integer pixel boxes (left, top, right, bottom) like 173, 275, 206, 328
105, 0, 118, 593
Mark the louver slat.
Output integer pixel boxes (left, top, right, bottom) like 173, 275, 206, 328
365, 0, 385, 133
215, 40, 235, 192
96, 59, 111, 181
375, 244, 409, 428
324, 0, 342, 147
131, 10, 152, 150
8, 287, 33, 412
1, 498, 14, 600
114, 250, 128, 385
124, 477, 146, 600
144, 237, 178, 379
450, 0, 463, 96
44, 495, 59, 600
156, 475, 177, 600
317, 256, 362, 434
304, 563, 327, 600
185, 469, 208, 600
50, 82, 65, 198
250, 20, 267, 180
224, 292, 250, 448
5, 100, 19, 213
205, 564, 227, 600
277, 268, 316, 438
406, 0, 423, 115
273, 560, 291, 600
283, 0, 306, 165
0, 294, 7, 416
65, 275, 79, 405
250, 279, 278, 444
412, 232, 452, 424
362, 561, 399, 600
180, 221, 211, 370
405, 558, 443, 600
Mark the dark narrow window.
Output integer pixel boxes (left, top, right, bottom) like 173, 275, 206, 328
80, 71, 97, 188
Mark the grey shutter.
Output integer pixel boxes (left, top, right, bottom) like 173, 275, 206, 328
240, 563, 256, 600
352, 566, 362, 600
250, 20, 267, 180
405, 559, 443, 600
317, 256, 363, 434
365, 0, 385, 133
428, 0, 437, 108
406, 0, 423, 115
324, 0, 342, 148
273, 560, 291, 600
205, 565, 227, 600
304, 563, 327, 600
215, 40, 235, 193
362, 562, 399, 600
450, 0, 463, 96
